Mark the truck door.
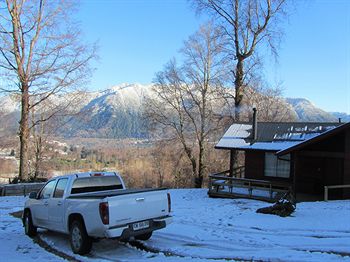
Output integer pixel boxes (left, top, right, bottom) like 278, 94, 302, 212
31, 180, 56, 228
48, 178, 68, 231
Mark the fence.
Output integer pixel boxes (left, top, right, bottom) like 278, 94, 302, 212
0, 183, 45, 196
324, 184, 350, 201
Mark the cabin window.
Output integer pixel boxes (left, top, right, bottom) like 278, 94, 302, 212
264, 153, 290, 178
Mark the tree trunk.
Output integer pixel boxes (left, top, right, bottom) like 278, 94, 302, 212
34, 135, 42, 179
19, 85, 30, 181
234, 59, 244, 121
196, 140, 205, 188
32, 113, 45, 179
184, 146, 198, 188
189, 155, 199, 188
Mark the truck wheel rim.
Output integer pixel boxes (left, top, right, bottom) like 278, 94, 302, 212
72, 226, 82, 250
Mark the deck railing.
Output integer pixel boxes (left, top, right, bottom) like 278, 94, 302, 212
324, 184, 350, 201
208, 169, 292, 202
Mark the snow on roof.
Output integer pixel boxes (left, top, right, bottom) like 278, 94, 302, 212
238, 141, 301, 151
216, 122, 341, 152
215, 124, 251, 149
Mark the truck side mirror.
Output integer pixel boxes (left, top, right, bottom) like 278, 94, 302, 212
29, 192, 37, 199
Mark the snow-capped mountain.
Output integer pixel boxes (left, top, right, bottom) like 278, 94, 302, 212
0, 95, 20, 113
64, 83, 151, 138
1, 84, 348, 139
330, 112, 350, 123
285, 98, 338, 122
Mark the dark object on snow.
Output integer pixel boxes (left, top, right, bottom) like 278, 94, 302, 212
256, 192, 296, 217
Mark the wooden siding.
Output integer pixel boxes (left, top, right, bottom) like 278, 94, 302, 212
343, 129, 350, 198
294, 129, 349, 200
245, 151, 265, 180
245, 151, 292, 183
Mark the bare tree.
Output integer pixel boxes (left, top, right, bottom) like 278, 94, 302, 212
28, 90, 89, 179
193, 0, 288, 120
0, 0, 96, 180
241, 83, 297, 121
145, 24, 232, 188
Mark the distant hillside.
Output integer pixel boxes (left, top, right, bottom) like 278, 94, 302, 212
1, 84, 348, 139
285, 98, 338, 122
65, 84, 150, 138
329, 112, 350, 123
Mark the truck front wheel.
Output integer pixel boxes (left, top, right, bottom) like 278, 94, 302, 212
69, 219, 92, 255
135, 232, 152, 241
23, 210, 37, 237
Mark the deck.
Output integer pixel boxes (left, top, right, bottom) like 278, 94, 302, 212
208, 168, 292, 202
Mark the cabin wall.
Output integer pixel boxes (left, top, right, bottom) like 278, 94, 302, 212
245, 151, 265, 179
294, 131, 348, 199
344, 129, 350, 198
294, 155, 326, 195
245, 151, 292, 183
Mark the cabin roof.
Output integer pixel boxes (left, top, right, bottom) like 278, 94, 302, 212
215, 121, 345, 153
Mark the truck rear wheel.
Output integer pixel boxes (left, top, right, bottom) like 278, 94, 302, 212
135, 232, 152, 241
69, 219, 92, 255
23, 210, 37, 237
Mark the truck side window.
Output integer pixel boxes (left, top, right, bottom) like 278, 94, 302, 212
38, 180, 56, 199
53, 178, 68, 198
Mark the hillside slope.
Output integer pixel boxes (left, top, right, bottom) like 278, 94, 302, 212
1, 84, 348, 139
285, 98, 338, 122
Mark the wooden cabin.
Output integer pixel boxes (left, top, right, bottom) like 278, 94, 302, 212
209, 111, 350, 202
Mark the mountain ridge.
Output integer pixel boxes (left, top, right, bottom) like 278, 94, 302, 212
1, 83, 348, 138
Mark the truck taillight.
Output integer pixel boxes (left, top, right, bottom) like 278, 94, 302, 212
167, 193, 171, 213
99, 202, 109, 225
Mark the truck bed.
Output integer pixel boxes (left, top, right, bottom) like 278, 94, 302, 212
67, 188, 168, 199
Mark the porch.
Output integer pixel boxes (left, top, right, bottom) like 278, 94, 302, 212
208, 167, 292, 202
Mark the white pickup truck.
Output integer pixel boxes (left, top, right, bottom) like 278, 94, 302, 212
22, 172, 172, 255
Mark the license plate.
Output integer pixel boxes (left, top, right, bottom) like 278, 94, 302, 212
132, 221, 149, 231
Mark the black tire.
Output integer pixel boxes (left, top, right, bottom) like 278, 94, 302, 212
24, 210, 37, 237
135, 231, 152, 241
69, 219, 92, 255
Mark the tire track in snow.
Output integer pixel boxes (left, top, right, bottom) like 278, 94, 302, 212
11, 209, 350, 261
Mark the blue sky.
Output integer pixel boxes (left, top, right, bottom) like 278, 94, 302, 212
78, 0, 350, 114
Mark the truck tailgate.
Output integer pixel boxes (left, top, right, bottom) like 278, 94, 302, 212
107, 189, 169, 227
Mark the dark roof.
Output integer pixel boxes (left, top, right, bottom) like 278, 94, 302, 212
255, 122, 342, 142
215, 121, 344, 151
277, 121, 350, 156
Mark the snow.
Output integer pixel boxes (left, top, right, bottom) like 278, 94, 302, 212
215, 122, 343, 153
1, 189, 350, 261
0, 196, 59, 261
215, 124, 251, 149
220, 186, 279, 198
241, 141, 300, 151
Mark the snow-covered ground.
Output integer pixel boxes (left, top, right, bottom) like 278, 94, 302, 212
1, 189, 350, 261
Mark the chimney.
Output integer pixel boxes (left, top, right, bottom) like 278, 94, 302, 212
252, 107, 257, 141
339, 118, 342, 123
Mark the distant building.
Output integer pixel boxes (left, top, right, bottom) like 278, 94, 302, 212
209, 109, 350, 201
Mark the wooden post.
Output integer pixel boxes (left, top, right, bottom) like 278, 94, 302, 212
324, 186, 328, 201
292, 153, 297, 201
269, 184, 272, 199
229, 150, 235, 177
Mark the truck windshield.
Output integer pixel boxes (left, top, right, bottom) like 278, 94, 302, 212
71, 176, 123, 194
